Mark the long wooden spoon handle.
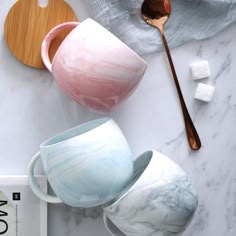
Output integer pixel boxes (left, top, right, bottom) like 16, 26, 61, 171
160, 29, 201, 150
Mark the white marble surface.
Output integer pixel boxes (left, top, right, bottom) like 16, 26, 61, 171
1, 1, 236, 236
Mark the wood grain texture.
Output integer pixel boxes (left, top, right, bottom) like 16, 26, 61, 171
4, 0, 78, 69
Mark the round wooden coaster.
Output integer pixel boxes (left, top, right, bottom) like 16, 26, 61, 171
4, 0, 78, 69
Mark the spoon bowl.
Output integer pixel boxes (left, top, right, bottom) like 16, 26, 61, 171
142, 0, 170, 21
141, 0, 201, 150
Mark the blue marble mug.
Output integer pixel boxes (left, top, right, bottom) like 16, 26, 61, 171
103, 150, 198, 236
28, 117, 133, 207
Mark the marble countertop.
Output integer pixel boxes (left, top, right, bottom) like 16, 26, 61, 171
1, 1, 236, 236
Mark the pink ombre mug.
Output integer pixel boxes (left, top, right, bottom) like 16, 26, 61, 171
41, 18, 147, 113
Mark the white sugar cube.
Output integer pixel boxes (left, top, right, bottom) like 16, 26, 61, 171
194, 83, 215, 102
190, 60, 211, 80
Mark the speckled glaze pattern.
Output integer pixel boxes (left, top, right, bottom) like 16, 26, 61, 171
28, 118, 133, 207
41, 18, 147, 113
103, 150, 198, 236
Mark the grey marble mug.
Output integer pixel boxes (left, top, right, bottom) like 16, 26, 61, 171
103, 150, 198, 236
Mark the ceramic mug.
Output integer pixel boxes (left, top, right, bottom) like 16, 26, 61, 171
28, 117, 133, 207
103, 150, 198, 236
41, 18, 147, 113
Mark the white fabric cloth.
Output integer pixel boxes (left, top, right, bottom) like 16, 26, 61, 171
83, 0, 236, 55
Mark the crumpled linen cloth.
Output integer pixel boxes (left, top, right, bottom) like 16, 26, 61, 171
83, 0, 236, 55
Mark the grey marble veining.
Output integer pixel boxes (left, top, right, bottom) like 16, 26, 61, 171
0, 0, 236, 236
103, 151, 198, 236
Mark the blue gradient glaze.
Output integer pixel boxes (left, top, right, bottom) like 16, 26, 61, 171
33, 118, 134, 207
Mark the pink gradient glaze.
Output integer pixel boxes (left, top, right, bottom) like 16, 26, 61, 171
41, 18, 147, 113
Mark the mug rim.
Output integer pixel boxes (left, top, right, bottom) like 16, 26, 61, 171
40, 117, 110, 148
103, 213, 125, 236
51, 18, 147, 70
103, 150, 154, 208
51, 21, 79, 67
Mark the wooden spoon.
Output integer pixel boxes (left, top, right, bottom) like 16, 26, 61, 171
141, 0, 201, 150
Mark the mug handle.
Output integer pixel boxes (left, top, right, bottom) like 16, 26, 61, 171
103, 213, 126, 236
28, 152, 62, 203
41, 21, 80, 72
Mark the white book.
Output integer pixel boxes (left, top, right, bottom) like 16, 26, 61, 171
0, 175, 47, 236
